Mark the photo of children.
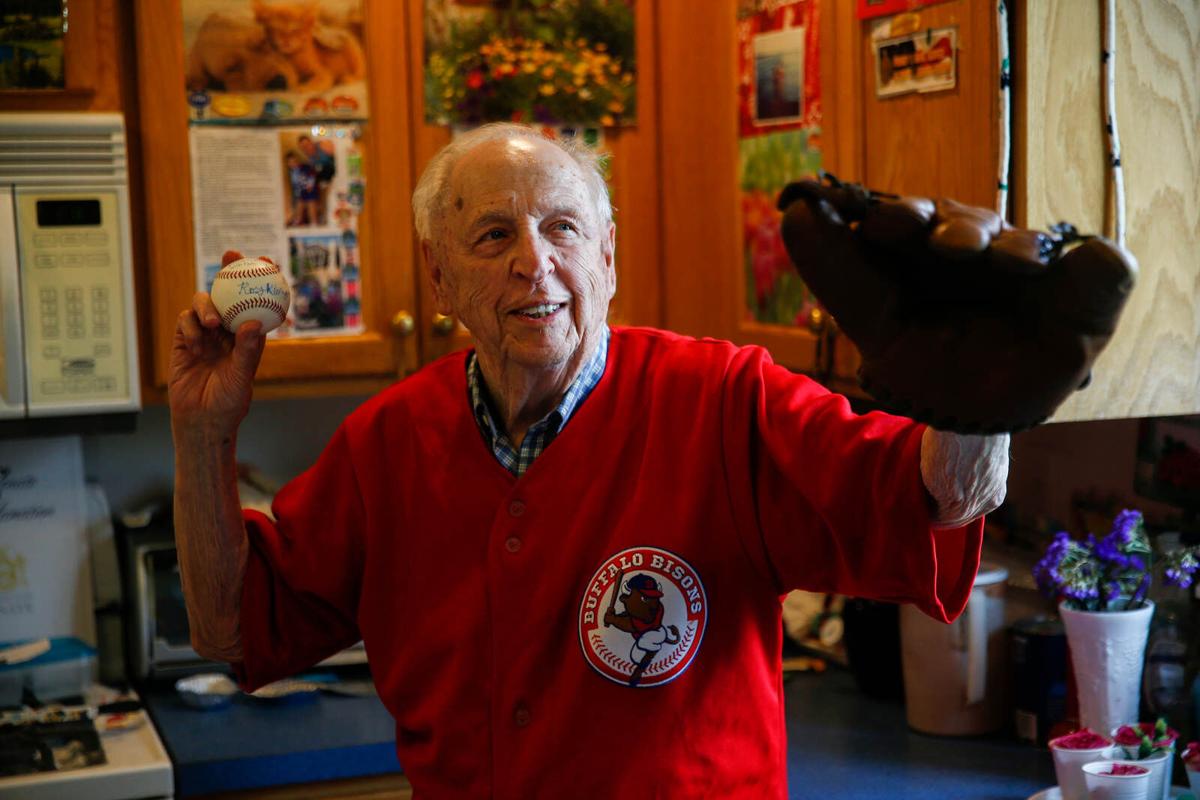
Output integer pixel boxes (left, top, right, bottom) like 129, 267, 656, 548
280, 131, 337, 226
288, 234, 345, 330
182, 0, 367, 122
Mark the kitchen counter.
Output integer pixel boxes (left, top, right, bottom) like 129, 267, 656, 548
146, 667, 1055, 798
143, 682, 399, 797
785, 668, 1054, 799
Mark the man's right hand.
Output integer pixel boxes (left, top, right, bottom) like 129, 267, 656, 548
168, 250, 268, 435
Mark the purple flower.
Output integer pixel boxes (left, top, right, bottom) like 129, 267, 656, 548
1033, 531, 1073, 596
1111, 510, 1142, 544
1029, 508, 1193, 611
1163, 549, 1200, 589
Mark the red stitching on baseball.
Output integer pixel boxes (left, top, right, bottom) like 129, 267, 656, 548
222, 295, 288, 326
218, 265, 279, 281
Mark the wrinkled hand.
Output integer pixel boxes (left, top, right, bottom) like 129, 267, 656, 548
777, 173, 1138, 433
168, 250, 269, 436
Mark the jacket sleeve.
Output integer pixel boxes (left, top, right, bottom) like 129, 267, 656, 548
232, 424, 366, 690
720, 345, 982, 623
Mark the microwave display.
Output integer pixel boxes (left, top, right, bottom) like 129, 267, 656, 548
36, 199, 101, 228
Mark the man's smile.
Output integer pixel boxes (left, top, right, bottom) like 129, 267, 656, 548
511, 301, 567, 321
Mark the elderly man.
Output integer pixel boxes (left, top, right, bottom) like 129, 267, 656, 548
170, 123, 1007, 798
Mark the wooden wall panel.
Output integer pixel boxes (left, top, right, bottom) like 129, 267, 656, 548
658, 2, 741, 344
1019, 0, 1200, 422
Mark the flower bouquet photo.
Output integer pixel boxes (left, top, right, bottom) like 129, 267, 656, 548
1033, 510, 1200, 735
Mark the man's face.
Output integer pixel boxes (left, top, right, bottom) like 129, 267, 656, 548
426, 137, 615, 373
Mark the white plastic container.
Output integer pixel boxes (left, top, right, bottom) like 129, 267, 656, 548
0, 637, 96, 705
901, 563, 1009, 735
1081, 760, 1151, 799
1049, 734, 1116, 800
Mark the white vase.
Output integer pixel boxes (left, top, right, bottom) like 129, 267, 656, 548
1060, 600, 1155, 736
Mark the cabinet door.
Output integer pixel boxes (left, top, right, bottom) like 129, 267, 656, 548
1016, 1, 1200, 421
134, 0, 420, 390
857, 1, 998, 209
658, 0, 862, 376
660, 1, 1000, 385
403, 0, 662, 366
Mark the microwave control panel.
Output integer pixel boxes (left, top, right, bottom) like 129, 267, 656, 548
15, 189, 133, 410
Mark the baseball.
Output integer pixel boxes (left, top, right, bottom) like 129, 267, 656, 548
210, 257, 291, 334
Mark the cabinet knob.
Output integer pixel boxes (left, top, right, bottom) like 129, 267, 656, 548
432, 313, 456, 336
807, 307, 826, 334
391, 310, 415, 337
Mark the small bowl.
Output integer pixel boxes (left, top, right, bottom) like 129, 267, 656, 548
175, 673, 239, 710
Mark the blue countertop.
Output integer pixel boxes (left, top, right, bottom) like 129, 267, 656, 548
143, 681, 399, 797
146, 667, 1055, 798
784, 668, 1054, 799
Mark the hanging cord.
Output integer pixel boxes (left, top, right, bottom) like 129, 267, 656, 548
1103, 0, 1126, 248
996, 0, 1012, 218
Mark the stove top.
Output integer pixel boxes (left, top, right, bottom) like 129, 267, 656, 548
0, 690, 173, 800
1, 714, 106, 776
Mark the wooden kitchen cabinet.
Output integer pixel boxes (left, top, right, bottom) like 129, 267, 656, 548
1015, 0, 1200, 422
133, 1, 661, 395
134, 0, 420, 393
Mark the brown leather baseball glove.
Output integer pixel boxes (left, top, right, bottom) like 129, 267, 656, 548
777, 173, 1138, 434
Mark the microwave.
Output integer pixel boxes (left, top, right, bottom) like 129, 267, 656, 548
0, 113, 140, 425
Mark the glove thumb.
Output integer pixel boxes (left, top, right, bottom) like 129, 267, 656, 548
1042, 237, 1138, 337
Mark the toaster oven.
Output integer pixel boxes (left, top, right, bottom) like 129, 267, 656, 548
117, 509, 365, 682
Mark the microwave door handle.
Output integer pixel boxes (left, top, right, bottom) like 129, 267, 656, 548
0, 191, 25, 418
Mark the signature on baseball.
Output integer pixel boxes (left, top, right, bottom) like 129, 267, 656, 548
238, 280, 288, 298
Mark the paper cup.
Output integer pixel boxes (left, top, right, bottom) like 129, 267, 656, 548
1082, 760, 1151, 800
1186, 766, 1200, 796
1050, 738, 1117, 800
1135, 749, 1172, 800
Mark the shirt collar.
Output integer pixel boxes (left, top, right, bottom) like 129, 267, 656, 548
467, 326, 610, 447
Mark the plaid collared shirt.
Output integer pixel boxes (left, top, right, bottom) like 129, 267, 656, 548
467, 328, 610, 477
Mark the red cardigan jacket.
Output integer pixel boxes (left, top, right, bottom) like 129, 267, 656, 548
236, 327, 982, 799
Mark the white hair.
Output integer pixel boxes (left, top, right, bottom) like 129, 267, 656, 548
411, 123, 612, 243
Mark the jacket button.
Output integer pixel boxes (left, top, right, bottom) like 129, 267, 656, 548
505, 536, 522, 553
509, 500, 526, 517
514, 704, 531, 727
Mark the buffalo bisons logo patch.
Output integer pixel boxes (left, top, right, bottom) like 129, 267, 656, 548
578, 546, 707, 688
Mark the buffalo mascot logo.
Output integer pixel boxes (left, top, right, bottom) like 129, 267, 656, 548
578, 547, 707, 688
